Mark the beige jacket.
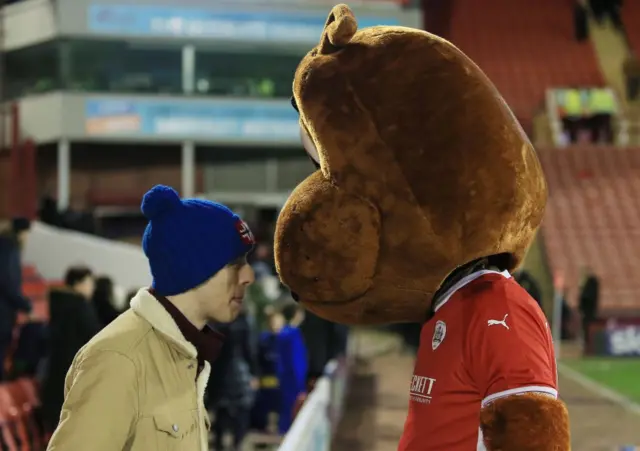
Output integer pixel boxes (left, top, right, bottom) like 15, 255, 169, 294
46, 289, 211, 451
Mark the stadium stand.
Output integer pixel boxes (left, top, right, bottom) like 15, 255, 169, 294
0, 377, 48, 450
622, 0, 640, 55
449, 0, 605, 132
539, 146, 640, 315
2, 266, 48, 377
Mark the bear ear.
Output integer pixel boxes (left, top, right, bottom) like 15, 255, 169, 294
318, 4, 358, 55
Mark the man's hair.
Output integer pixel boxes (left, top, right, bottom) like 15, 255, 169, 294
281, 301, 302, 323
64, 266, 93, 288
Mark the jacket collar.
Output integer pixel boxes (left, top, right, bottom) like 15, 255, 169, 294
130, 288, 197, 359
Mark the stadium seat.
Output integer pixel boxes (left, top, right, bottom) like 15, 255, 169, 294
0, 385, 31, 450
8, 380, 44, 450
539, 146, 640, 315
0, 412, 20, 451
450, 0, 604, 132
21, 266, 38, 282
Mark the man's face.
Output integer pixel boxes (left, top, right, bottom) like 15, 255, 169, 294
198, 256, 255, 323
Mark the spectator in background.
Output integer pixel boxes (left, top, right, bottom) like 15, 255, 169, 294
561, 87, 585, 143
579, 266, 600, 350
623, 55, 640, 101
209, 305, 259, 451
251, 243, 275, 280
606, 0, 623, 29
278, 302, 308, 434
590, 0, 623, 28
574, 0, 589, 42
92, 276, 123, 328
10, 318, 49, 379
587, 88, 615, 143
39, 195, 63, 227
0, 217, 33, 381
42, 265, 99, 432
247, 243, 282, 331
60, 198, 96, 235
561, 290, 577, 340
251, 307, 285, 433
514, 269, 543, 308
299, 310, 348, 384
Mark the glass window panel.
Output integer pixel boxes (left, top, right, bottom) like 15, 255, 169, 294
195, 50, 299, 98
65, 40, 182, 94
4, 41, 60, 99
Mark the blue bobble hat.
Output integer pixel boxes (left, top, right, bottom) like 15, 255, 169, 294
141, 185, 255, 296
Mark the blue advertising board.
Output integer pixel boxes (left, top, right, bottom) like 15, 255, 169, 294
588, 319, 640, 357
84, 98, 300, 143
607, 324, 640, 356
87, 5, 400, 42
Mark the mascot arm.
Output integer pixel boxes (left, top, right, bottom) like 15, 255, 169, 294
467, 294, 570, 450
480, 392, 570, 451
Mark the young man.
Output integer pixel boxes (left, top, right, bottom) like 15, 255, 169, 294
42, 266, 99, 431
46, 185, 255, 451
0, 217, 33, 381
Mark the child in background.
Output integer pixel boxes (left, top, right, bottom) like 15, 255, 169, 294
277, 302, 308, 434
251, 306, 284, 434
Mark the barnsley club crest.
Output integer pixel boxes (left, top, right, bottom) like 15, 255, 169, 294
432, 320, 446, 350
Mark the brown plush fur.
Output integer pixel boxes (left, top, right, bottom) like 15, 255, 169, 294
480, 393, 571, 450
274, 5, 568, 450
274, 4, 547, 325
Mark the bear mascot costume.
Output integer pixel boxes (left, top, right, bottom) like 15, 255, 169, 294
274, 4, 570, 451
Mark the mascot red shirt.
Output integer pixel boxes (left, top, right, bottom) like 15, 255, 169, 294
273, 4, 571, 450
399, 270, 557, 450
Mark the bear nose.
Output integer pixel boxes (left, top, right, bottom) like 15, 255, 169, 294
291, 292, 300, 302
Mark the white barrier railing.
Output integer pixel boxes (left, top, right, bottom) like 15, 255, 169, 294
22, 221, 151, 290
278, 357, 350, 451
278, 377, 332, 451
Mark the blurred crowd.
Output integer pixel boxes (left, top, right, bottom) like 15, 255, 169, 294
0, 217, 349, 450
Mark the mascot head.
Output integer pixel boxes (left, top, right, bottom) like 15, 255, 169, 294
274, 4, 547, 325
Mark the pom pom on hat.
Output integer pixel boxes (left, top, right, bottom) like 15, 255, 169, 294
141, 185, 182, 220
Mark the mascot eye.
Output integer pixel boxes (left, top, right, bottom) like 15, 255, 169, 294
300, 125, 321, 168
